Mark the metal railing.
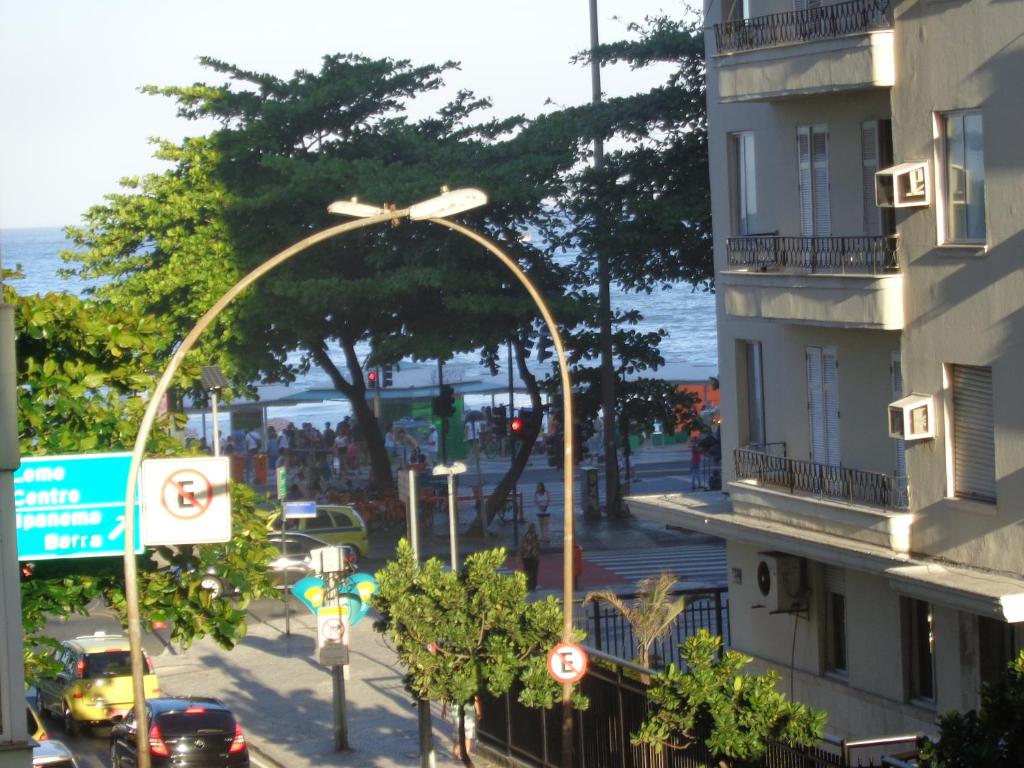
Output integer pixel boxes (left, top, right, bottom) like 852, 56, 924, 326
726, 235, 899, 274
735, 448, 909, 511
575, 587, 730, 670
715, 0, 892, 54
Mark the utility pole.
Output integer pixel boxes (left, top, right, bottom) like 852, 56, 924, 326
437, 360, 448, 465
508, 337, 519, 548
589, 0, 622, 518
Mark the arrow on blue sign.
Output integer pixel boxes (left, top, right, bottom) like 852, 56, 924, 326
14, 452, 142, 561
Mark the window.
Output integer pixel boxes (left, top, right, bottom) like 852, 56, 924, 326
862, 120, 894, 236
744, 341, 766, 447
904, 598, 935, 702
978, 617, 1019, 690
824, 566, 847, 675
724, 0, 751, 22
940, 110, 986, 243
797, 125, 830, 237
731, 132, 759, 235
806, 346, 839, 466
950, 364, 995, 502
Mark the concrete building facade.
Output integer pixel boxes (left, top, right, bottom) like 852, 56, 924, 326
633, 0, 1024, 742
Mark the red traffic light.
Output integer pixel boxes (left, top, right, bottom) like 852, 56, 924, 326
368, 370, 378, 382
510, 417, 524, 434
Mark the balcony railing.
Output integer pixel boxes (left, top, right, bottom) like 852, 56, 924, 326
715, 0, 892, 54
735, 447, 909, 510
726, 234, 899, 274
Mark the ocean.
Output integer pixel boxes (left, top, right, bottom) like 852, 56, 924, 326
0, 226, 717, 432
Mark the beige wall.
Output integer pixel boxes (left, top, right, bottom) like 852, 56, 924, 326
891, 0, 1024, 573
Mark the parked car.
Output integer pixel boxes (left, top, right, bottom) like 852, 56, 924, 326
281, 504, 369, 557
32, 739, 78, 767
27, 700, 48, 742
110, 697, 249, 767
193, 531, 357, 598
35, 632, 160, 735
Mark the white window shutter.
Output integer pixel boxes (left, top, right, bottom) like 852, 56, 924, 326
862, 121, 881, 236
823, 349, 840, 465
798, 127, 813, 237
812, 128, 831, 236
891, 355, 907, 479
807, 346, 826, 463
952, 365, 996, 502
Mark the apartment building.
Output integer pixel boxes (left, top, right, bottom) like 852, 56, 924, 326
632, 0, 1024, 740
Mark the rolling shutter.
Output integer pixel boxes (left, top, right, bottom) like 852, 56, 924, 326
824, 565, 846, 596
812, 129, 831, 236
807, 347, 825, 462
952, 365, 996, 502
807, 346, 840, 466
823, 349, 840, 465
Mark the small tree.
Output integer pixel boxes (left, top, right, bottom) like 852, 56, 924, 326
374, 541, 585, 764
919, 650, 1024, 768
634, 630, 826, 768
584, 573, 687, 671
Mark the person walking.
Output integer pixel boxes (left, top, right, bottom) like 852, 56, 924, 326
266, 426, 280, 471
442, 697, 482, 759
689, 435, 704, 490
520, 523, 541, 591
534, 482, 551, 543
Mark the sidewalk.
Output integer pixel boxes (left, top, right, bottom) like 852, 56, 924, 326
155, 603, 467, 768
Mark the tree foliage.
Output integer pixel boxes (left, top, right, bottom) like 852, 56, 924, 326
633, 630, 826, 768
374, 541, 585, 712
919, 650, 1024, 768
6, 280, 279, 682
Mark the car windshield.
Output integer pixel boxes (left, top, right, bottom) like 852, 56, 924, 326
83, 651, 132, 678
157, 709, 234, 736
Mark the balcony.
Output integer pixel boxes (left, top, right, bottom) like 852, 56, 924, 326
712, 0, 894, 103
731, 447, 912, 552
720, 234, 904, 329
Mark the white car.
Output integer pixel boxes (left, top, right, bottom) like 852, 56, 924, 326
32, 739, 79, 767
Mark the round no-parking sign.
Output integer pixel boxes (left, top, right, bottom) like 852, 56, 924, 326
141, 457, 232, 545
547, 642, 589, 684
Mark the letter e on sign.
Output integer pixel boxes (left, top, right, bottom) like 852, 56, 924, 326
546, 642, 588, 684
141, 457, 231, 545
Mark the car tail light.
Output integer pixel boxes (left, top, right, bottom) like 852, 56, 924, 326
145, 655, 155, 673
149, 723, 170, 757
72, 692, 83, 699
228, 722, 246, 754
75, 659, 85, 677
183, 707, 206, 714
38, 731, 48, 741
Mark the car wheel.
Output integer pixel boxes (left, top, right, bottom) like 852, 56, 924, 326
63, 704, 80, 737
200, 575, 224, 599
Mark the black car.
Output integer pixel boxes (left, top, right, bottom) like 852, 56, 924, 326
109, 697, 249, 767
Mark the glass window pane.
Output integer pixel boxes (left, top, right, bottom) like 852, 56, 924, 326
945, 113, 967, 241
964, 112, 986, 240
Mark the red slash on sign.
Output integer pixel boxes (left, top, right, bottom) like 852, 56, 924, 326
161, 470, 213, 520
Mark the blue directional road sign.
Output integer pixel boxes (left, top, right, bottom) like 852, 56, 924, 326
14, 452, 142, 560
283, 500, 317, 519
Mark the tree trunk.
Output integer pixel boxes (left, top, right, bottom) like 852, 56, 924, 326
467, 332, 544, 535
309, 338, 395, 492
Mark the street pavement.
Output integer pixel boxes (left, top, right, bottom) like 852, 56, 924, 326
40, 439, 728, 768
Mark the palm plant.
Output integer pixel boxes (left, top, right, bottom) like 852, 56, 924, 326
584, 573, 687, 672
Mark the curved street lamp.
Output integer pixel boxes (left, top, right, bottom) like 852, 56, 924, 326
121, 189, 577, 768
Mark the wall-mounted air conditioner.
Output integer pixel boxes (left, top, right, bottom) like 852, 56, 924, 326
876, 162, 931, 208
888, 394, 934, 441
755, 553, 807, 613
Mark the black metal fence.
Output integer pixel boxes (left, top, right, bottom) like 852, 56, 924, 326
575, 588, 730, 671
715, 0, 892, 54
734, 448, 909, 511
726, 235, 899, 275
479, 648, 845, 768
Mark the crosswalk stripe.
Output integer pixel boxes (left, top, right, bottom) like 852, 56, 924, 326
583, 545, 728, 586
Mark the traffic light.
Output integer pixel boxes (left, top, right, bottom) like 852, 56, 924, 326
492, 405, 507, 435
382, 364, 393, 388
537, 331, 553, 362
367, 369, 379, 389
432, 384, 456, 418
510, 416, 524, 436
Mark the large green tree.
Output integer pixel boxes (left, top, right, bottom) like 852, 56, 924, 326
64, 54, 586, 498
6, 279, 278, 681
549, 9, 712, 516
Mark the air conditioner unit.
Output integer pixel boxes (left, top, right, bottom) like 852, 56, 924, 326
755, 553, 807, 613
888, 394, 934, 441
875, 162, 931, 208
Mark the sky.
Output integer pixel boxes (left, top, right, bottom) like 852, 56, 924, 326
0, 0, 691, 229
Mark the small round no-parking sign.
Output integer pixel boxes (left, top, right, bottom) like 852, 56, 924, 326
547, 642, 589, 684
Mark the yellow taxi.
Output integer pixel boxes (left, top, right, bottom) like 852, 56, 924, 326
36, 632, 160, 735
26, 700, 47, 742
283, 504, 369, 558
